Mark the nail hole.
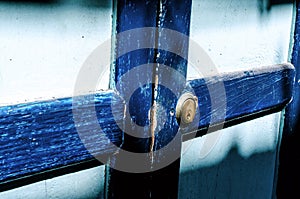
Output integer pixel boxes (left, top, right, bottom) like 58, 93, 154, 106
170, 109, 175, 116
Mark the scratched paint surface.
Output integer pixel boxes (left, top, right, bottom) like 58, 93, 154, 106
107, 0, 158, 198
183, 64, 295, 140
108, 0, 193, 198
0, 63, 294, 192
0, 91, 124, 190
112, 0, 157, 153
150, 1, 193, 198
0, 1, 296, 198
154, 0, 192, 151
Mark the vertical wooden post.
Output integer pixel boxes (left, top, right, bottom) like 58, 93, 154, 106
107, 1, 158, 198
151, 0, 192, 198
107, 0, 192, 198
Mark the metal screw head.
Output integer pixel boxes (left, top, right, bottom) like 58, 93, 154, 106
176, 92, 198, 125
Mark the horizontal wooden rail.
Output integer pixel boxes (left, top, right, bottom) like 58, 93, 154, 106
182, 63, 295, 141
0, 91, 124, 191
0, 63, 295, 191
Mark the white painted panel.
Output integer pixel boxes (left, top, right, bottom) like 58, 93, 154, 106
180, 0, 294, 198
187, 0, 294, 79
0, 0, 112, 106
0, 166, 105, 199
0, 180, 47, 199
179, 112, 283, 198
46, 166, 105, 199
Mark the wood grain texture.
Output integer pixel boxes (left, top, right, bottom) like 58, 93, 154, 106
183, 63, 295, 141
0, 65, 294, 192
107, 0, 158, 198
151, 0, 192, 198
107, 0, 193, 198
0, 91, 124, 191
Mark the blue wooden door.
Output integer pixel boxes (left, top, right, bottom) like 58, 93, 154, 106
106, 1, 295, 198
0, 0, 296, 198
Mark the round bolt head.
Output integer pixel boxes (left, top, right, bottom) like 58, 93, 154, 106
176, 92, 198, 125
181, 99, 196, 124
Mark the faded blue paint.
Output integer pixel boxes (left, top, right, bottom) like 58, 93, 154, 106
0, 62, 294, 195
151, 1, 192, 198
179, 1, 295, 198
107, 0, 158, 198
0, 91, 124, 191
184, 64, 295, 140
0, 1, 296, 199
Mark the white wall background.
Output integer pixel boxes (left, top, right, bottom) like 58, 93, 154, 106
180, 0, 294, 198
0, 167, 105, 199
0, 0, 112, 106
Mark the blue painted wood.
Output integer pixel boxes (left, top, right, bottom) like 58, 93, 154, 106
0, 91, 124, 190
0, 64, 294, 192
155, 0, 192, 151
107, 0, 158, 198
183, 64, 295, 141
277, 2, 300, 198
0, 1, 295, 196
107, 0, 193, 198
150, 0, 192, 198
112, 0, 157, 154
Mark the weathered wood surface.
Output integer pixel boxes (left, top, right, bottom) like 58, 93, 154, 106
152, 0, 192, 198
183, 64, 295, 141
108, 0, 193, 198
107, 0, 158, 198
0, 91, 124, 191
0, 64, 294, 192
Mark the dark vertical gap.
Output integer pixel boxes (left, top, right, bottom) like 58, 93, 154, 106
277, 1, 300, 198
